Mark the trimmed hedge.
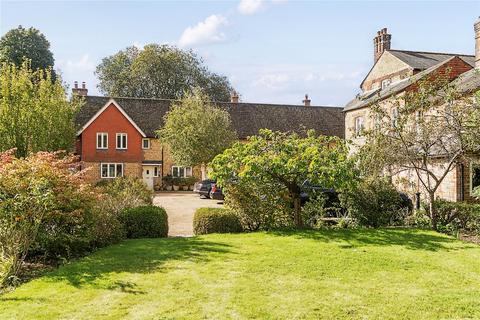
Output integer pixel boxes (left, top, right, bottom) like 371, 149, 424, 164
119, 206, 168, 238
434, 199, 480, 235
193, 208, 243, 235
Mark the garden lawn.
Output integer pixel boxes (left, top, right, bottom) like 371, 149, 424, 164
1, 229, 480, 320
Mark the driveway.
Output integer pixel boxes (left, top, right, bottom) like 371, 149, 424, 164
153, 192, 223, 237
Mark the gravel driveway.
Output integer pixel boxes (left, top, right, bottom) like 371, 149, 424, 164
153, 192, 223, 237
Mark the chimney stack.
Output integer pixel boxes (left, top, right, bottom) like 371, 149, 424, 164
302, 94, 311, 106
72, 81, 88, 96
475, 17, 480, 69
373, 28, 391, 64
230, 90, 239, 103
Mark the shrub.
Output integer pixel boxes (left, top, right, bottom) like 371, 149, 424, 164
119, 206, 168, 238
340, 178, 406, 228
193, 208, 243, 235
433, 199, 480, 235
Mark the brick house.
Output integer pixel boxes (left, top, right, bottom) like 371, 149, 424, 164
75, 92, 344, 190
344, 19, 480, 202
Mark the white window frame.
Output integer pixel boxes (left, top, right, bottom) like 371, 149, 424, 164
354, 116, 364, 137
172, 166, 193, 178
381, 79, 392, 89
470, 161, 480, 195
100, 163, 124, 179
96, 132, 108, 150
142, 138, 150, 149
116, 133, 128, 150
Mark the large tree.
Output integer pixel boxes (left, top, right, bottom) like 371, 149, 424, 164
96, 44, 234, 102
360, 73, 480, 230
156, 90, 237, 179
0, 61, 82, 158
0, 26, 54, 71
210, 129, 356, 228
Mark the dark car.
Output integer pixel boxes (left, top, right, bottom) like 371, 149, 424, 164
210, 183, 224, 201
193, 179, 215, 198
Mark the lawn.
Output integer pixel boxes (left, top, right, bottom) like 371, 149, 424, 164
1, 229, 479, 320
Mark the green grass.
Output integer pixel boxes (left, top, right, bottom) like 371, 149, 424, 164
1, 229, 480, 319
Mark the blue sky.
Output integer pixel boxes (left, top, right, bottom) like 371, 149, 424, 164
1, 1, 479, 106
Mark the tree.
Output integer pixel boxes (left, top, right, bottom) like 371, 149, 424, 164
210, 129, 356, 228
96, 44, 234, 102
0, 61, 82, 158
0, 26, 54, 71
360, 73, 480, 230
156, 90, 237, 179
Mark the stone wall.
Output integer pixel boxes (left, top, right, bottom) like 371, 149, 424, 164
362, 51, 413, 91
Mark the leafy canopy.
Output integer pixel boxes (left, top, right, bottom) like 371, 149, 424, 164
0, 26, 54, 71
96, 44, 234, 102
210, 129, 357, 227
156, 90, 237, 167
0, 61, 81, 158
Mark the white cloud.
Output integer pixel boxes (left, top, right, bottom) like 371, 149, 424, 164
57, 54, 94, 73
238, 0, 265, 15
253, 73, 290, 90
133, 42, 144, 50
178, 14, 229, 48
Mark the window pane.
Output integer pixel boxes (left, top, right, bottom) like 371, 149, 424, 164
154, 166, 158, 176
103, 134, 107, 148
473, 165, 480, 190
109, 164, 115, 177
117, 135, 121, 148
101, 164, 108, 177
122, 135, 127, 148
172, 167, 178, 177
143, 139, 149, 148
179, 167, 185, 177
97, 134, 102, 148
116, 164, 123, 177
186, 167, 192, 177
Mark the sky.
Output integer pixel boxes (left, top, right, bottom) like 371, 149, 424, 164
1, 0, 479, 106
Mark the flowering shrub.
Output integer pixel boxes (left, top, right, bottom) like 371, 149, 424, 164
0, 150, 95, 287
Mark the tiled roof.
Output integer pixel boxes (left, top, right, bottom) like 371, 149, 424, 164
388, 50, 475, 70
76, 96, 345, 139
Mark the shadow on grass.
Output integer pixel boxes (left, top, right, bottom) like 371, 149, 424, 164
268, 228, 473, 252
43, 237, 234, 290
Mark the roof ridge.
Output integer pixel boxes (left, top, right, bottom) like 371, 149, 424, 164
388, 49, 474, 58
85, 95, 341, 109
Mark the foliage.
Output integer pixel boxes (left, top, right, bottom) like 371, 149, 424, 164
0, 26, 54, 71
210, 129, 357, 228
162, 174, 174, 186
360, 72, 480, 230
157, 90, 237, 169
340, 178, 406, 228
431, 199, 480, 235
193, 208, 243, 235
0, 61, 81, 158
0, 151, 94, 287
301, 194, 328, 228
96, 44, 234, 102
119, 206, 168, 239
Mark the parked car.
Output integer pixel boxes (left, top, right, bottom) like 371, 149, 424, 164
210, 183, 224, 201
193, 179, 216, 198
300, 181, 343, 217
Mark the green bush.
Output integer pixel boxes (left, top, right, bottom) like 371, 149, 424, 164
119, 206, 168, 239
433, 199, 480, 235
340, 178, 406, 228
193, 208, 243, 235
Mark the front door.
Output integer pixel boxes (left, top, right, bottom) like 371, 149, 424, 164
142, 166, 154, 190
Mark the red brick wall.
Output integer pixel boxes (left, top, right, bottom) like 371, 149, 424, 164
79, 103, 143, 163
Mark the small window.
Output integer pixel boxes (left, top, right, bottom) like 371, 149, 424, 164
96, 133, 108, 149
391, 107, 399, 128
116, 133, 127, 150
471, 162, 480, 195
172, 166, 192, 178
142, 138, 150, 149
154, 166, 159, 177
101, 163, 124, 179
381, 79, 392, 89
354, 116, 364, 137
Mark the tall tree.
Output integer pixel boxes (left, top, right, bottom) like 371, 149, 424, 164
96, 44, 234, 102
0, 26, 54, 71
0, 61, 82, 158
156, 90, 237, 179
360, 73, 480, 230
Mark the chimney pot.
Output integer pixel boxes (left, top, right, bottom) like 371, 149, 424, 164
230, 90, 239, 103
82, 81, 86, 89
303, 94, 311, 106
72, 81, 88, 96
74, 81, 78, 89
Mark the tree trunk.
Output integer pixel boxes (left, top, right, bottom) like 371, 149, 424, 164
293, 194, 303, 228
428, 192, 438, 231
201, 164, 206, 180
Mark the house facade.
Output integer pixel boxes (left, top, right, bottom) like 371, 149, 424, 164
74, 91, 345, 190
344, 19, 480, 202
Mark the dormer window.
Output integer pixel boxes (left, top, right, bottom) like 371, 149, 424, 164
381, 79, 392, 89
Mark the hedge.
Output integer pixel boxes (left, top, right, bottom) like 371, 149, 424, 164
193, 208, 243, 235
119, 206, 168, 238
